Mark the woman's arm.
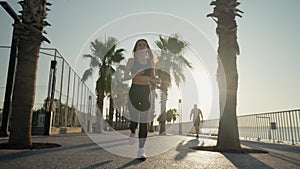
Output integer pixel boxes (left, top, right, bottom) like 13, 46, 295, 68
149, 66, 161, 84
122, 58, 134, 81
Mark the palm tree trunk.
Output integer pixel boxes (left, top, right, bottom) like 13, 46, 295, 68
95, 95, 104, 133
9, 38, 40, 146
216, 49, 241, 150
95, 78, 104, 133
117, 108, 122, 129
148, 88, 156, 132
108, 96, 114, 130
159, 84, 168, 135
95, 69, 106, 133
9, 0, 49, 146
211, 0, 242, 150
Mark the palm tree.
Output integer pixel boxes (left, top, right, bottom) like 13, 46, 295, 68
82, 37, 124, 133
111, 66, 130, 129
8, 0, 51, 147
207, 0, 243, 150
155, 34, 192, 135
158, 108, 179, 124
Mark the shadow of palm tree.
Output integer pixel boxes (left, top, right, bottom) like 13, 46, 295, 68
117, 159, 145, 169
0, 142, 96, 161
222, 153, 273, 169
240, 141, 300, 166
175, 138, 203, 161
82, 160, 113, 169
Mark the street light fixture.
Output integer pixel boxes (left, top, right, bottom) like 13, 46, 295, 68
44, 59, 57, 135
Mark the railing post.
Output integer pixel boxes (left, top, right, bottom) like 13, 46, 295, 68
0, 2, 20, 136
71, 72, 76, 127
75, 76, 80, 127
58, 59, 64, 126
288, 111, 295, 145
65, 66, 71, 127
87, 95, 92, 132
44, 58, 57, 135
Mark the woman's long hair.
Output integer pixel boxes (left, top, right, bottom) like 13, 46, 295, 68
132, 39, 156, 82
133, 39, 154, 63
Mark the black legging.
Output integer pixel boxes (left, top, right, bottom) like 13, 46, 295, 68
128, 84, 151, 148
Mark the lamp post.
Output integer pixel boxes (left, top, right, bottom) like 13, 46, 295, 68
178, 99, 182, 135
44, 59, 57, 135
87, 95, 92, 132
0, 1, 20, 136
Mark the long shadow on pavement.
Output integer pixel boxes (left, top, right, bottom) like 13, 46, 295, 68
188, 138, 274, 168
116, 159, 145, 169
175, 138, 203, 161
222, 141, 300, 168
82, 160, 113, 169
241, 140, 300, 153
222, 153, 273, 169
0, 142, 97, 161
241, 141, 300, 167
0, 133, 133, 161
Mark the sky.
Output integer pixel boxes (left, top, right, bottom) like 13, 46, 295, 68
1, 0, 300, 122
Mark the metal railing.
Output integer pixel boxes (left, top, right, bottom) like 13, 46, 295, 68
238, 109, 300, 145
0, 46, 98, 132
164, 109, 299, 145
199, 109, 300, 145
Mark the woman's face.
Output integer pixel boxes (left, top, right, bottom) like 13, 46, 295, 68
135, 40, 148, 51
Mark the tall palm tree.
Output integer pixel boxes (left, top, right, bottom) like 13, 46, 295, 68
82, 37, 124, 133
207, 0, 243, 150
155, 34, 192, 135
8, 0, 51, 147
111, 66, 130, 129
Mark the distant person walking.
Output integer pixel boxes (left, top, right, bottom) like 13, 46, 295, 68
190, 104, 203, 138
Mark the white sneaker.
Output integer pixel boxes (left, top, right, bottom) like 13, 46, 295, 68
137, 148, 147, 160
129, 132, 136, 145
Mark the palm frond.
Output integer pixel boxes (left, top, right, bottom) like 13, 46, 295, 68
106, 37, 118, 49
91, 39, 106, 59
90, 57, 100, 68
115, 48, 126, 55
81, 68, 93, 82
83, 54, 94, 59
167, 36, 187, 54
110, 48, 125, 63
173, 70, 185, 87
159, 35, 168, 48
171, 63, 183, 86
155, 41, 163, 49
106, 44, 116, 58
177, 55, 192, 68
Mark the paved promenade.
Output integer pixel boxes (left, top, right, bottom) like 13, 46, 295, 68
0, 131, 299, 169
